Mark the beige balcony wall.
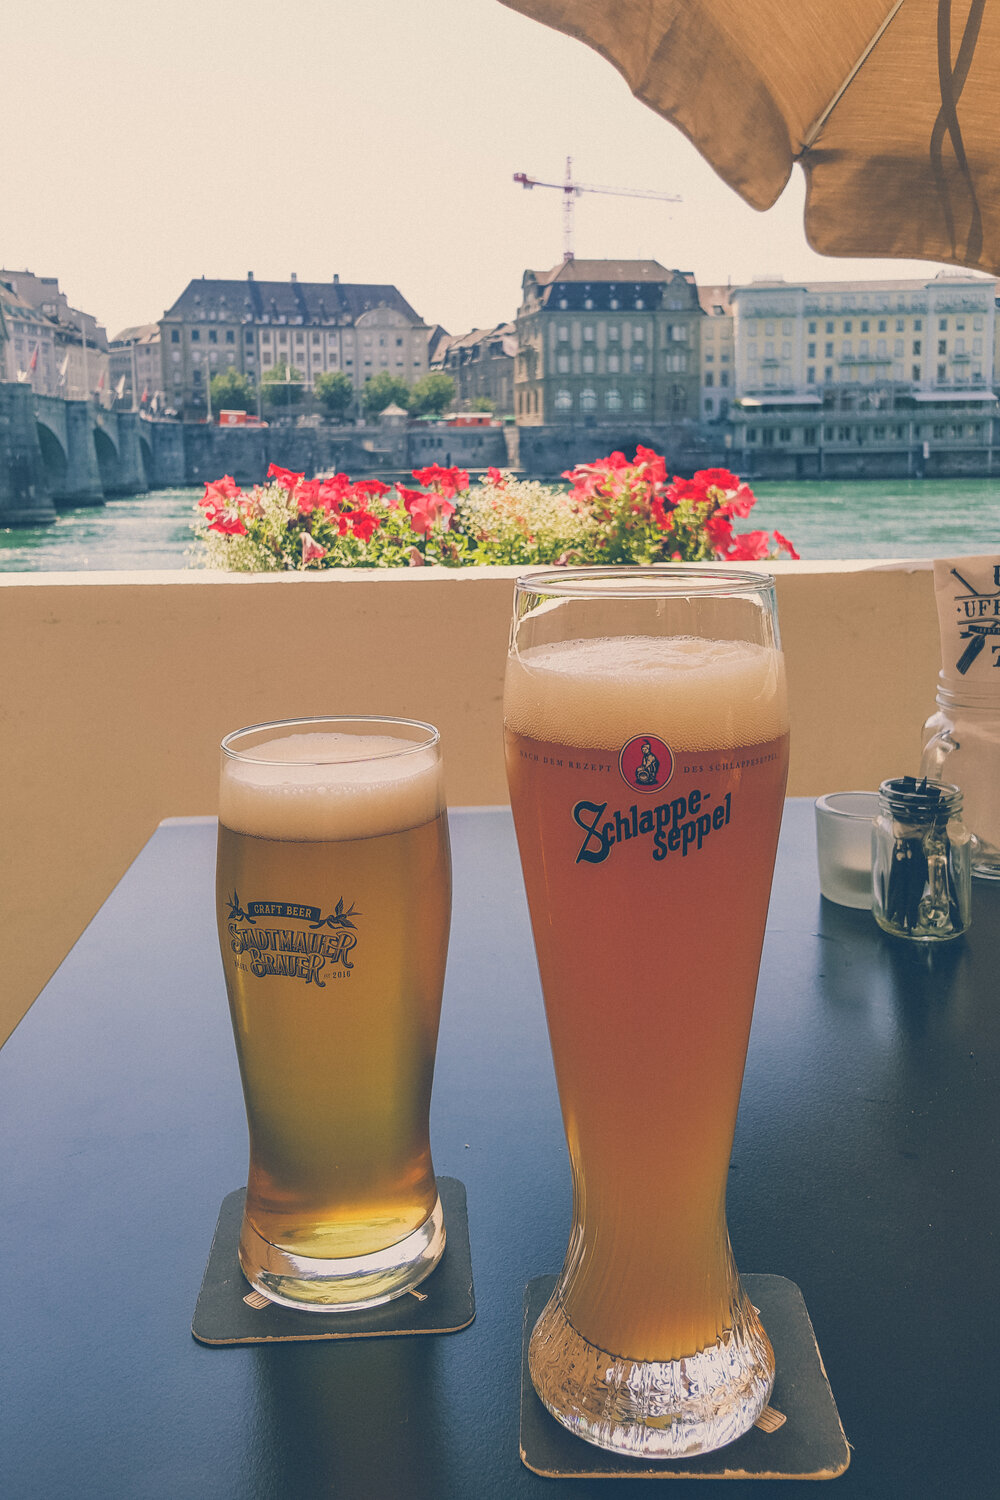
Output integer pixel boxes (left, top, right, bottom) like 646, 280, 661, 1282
0, 561, 938, 1046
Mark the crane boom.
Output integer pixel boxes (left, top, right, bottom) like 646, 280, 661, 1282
513, 156, 681, 259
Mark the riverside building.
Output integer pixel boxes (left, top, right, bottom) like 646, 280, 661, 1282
159, 274, 431, 418
724, 272, 999, 477
514, 259, 701, 426
109, 325, 163, 410
433, 323, 517, 415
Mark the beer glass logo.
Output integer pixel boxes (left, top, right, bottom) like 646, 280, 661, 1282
619, 734, 673, 794
226, 891, 359, 986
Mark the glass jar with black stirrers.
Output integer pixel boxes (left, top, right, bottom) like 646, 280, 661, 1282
872, 777, 971, 942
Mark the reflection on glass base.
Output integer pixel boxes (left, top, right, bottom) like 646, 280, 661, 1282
528, 1286, 774, 1459
238, 1195, 446, 1312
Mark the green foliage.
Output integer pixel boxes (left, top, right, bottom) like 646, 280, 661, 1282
209, 369, 255, 415
408, 373, 456, 417
313, 370, 354, 419
470, 395, 494, 412
361, 372, 412, 414
261, 360, 305, 409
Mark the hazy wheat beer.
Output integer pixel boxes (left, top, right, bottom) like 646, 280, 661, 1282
504, 569, 789, 1457
216, 717, 451, 1310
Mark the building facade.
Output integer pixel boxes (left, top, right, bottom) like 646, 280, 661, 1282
513, 259, 702, 426
0, 269, 109, 400
433, 323, 516, 414
697, 284, 736, 423
159, 274, 430, 418
723, 272, 999, 476
109, 324, 163, 409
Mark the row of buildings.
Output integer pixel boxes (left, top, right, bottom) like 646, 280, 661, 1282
3, 259, 999, 471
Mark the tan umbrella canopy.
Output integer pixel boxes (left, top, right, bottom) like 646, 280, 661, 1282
500, 0, 1000, 276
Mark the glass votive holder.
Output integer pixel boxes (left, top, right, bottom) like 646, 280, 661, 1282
814, 791, 880, 908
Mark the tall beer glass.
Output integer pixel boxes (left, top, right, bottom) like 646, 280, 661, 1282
216, 716, 451, 1310
504, 568, 789, 1457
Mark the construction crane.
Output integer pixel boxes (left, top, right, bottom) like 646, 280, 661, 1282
513, 156, 681, 261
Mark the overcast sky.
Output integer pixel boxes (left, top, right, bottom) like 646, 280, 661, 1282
5, 0, 957, 339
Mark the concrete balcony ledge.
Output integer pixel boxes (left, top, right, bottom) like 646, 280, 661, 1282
1, 559, 940, 1044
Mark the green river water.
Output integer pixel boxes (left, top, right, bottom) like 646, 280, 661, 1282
1, 478, 999, 571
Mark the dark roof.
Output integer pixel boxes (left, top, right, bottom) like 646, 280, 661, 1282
532, 258, 674, 285
110, 322, 160, 346
162, 277, 425, 326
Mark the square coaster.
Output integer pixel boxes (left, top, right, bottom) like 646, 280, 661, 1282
520, 1274, 850, 1480
192, 1176, 474, 1345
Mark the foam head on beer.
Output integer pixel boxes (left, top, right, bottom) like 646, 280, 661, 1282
220, 731, 445, 842
505, 635, 788, 750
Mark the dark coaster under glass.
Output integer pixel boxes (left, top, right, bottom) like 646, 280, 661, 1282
193, 1176, 474, 1345
520, 1274, 849, 1480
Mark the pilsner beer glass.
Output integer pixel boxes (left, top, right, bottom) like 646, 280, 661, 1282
216, 716, 451, 1310
504, 568, 789, 1457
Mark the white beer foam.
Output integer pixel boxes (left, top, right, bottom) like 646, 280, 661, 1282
220, 732, 444, 841
505, 636, 788, 751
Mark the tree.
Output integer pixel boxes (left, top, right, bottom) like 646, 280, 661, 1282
408, 373, 456, 418
313, 370, 354, 420
470, 395, 495, 412
261, 360, 305, 412
209, 368, 255, 415
361, 372, 411, 416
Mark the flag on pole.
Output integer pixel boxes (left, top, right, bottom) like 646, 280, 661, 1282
97, 371, 105, 391
58, 354, 70, 386
115, 375, 127, 401
140, 385, 149, 404
29, 342, 39, 371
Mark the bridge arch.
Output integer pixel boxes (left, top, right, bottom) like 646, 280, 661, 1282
140, 435, 153, 487
94, 426, 125, 495
36, 421, 68, 499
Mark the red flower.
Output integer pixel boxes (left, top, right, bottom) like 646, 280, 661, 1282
348, 510, 382, 544
300, 532, 327, 565
486, 467, 506, 487
206, 510, 247, 537
665, 474, 709, 506
407, 492, 456, 536
396, 486, 425, 512
411, 464, 468, 498
773, 529, 800, 560
317, 473, 352, 511
201, 474, 241, 506
727, 483, 756, 519
728, 530, 771, 561
267, 463, 304, 491
705, 512, 735, 555
693, 467, 741, 491
295, 478, 321, 515
351, 478, 390, 501
634, 446, 667, 485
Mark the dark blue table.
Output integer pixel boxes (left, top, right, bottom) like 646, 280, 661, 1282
1, 804, 996, 1498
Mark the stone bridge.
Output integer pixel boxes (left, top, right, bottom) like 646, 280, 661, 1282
0, 382, 150, 524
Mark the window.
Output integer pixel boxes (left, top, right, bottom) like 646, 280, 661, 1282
912, 364, 921, 381
877, 339, 887, 357
808, 321, 817, 334
634, 299, 644, 310
778, 427, 792, 442
781, 341, 791, 358
824, 366, 833, 381
705, 371, 715, 387
782, 320, 792, 335
580, 388, 597, 410
262, 330, 272, 343
720, 371, 729, 387
632, 353, 645, 371
608, 325, 619, 340
765, 341, 775, 358
171, 329, 179, 343
938, 339, 947, 356
913, 340, 922, 355
825, 321, 834, 333
859, 339, 870, 357
190, 330, 200, 342
583, 325, 594, 341
844, 320, 853, 333
878, 319, 887, 332
939, 317, 948, 331
631, 389, 647, 409
825, 341, 834, 358
669, 324, 688, 341
914, 318, 923, 331
842, 340, 851, 356
582, 354, 594, 373
807, 365, 816, 384
765, 321, 774, 335
807, 342, 816, 358
632, 326, 644, 341
607, 353, 620, 373
557, 354, 569, 373
605, 388, 622, 409
208, 330, 217, 344
262, 353, 272, 366
244, 330, 253, 344
937, 363, 947, 381
896, 318, 905, 332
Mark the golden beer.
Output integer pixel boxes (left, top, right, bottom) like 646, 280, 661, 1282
216, 718, 450, 1309
504, 572, 789, 1457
